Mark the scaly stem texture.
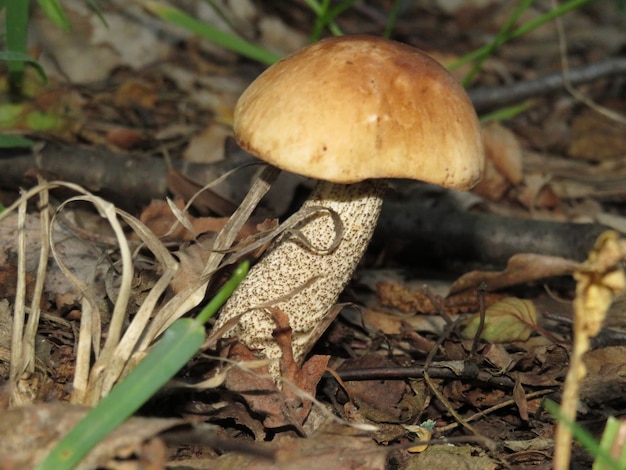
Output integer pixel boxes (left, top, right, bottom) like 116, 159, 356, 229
214, 180, 385, 373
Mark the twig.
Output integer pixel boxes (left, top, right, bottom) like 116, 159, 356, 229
424, 372, 481, 437
468, 57, 626, 112
328, 362, 517, 389
437, 388, 556, 433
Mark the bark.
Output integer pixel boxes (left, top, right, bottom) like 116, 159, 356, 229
375, 186, 612, 268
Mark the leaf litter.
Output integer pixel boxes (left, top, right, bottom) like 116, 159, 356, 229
1, 1, 626, 469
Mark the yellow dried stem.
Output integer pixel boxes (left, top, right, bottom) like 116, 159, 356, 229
554, 231, 626, 470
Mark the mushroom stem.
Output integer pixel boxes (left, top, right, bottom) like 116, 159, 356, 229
214, 179, 386, 375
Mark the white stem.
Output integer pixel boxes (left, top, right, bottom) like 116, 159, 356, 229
214, 179, 385, 374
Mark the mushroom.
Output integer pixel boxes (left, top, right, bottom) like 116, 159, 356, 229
214, 35, 484, 378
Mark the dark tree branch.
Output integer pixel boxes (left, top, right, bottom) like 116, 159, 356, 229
468, 57, 626, 112
374, 186, 613, 268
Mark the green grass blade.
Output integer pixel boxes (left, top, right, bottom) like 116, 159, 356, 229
145, 2, 280, 65
85, 0, 108, 27
305, 0, 343, 40
36, 0, 71, 31
0, 51, 48, 84
196, 260, 249, 324
479, 102, 533, 123
36, 319, 206, 470
449, 0, 593, 72
462, 0, 535, 86
594, 416, 626, 470
37, 261, 249, 470
544, 400, 622, 469
383, 0, 402, 39
5, 0, 30, 91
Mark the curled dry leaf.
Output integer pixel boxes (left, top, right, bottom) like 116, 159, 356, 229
473, 122, 524, 201
0, 403, 184, 469
449, 253, 580, 295
460, 297, 538, 343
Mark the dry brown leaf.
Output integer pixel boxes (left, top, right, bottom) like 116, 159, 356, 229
580, 346, 626, 405
140, 198, 232, 241
513, 376, 529, 422
336, 355, 410, 423
515, 172, 561, 210
113, 79, 157, 109
483, 122, 524, 184
0, 403, 184, 469
105, 127, 145, 149
212, 427, 387, 469
568, 108, 626, 161
473, 122, 524, 201
449, 253, 580, 295
222, 307, 329, 432
471, 156, 511, 201
166, 168, 239, 216
407, 444, 498, 470
183, 123, 233, 163
375, 281, 439, 314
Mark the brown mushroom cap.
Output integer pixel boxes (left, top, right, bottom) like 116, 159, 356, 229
234, 35, 484, 190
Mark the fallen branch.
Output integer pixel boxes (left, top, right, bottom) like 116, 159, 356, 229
468, 56, 626, 112
375, 186, 613, 267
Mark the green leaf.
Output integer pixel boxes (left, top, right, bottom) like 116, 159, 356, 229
5, 0, 30, 88
0, 134, 34, 148
450, 0, 594, 73
594, 417, 626, 470
37, 0, 71, 31
85, 0, 108, 27
0, 51, 48, 84
145, 2, 280, 65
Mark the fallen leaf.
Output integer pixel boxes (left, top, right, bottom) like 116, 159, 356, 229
473, 122, 524, 201
336, 355, 412, 423
408, 444, 499, 470
0, 402, 184, 469
580, 346, 626, 405
460, 297, 537, 343
449, 253, 580, 295
568, 108, 626, 161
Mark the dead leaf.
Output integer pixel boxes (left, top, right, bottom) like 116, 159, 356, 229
336, 355, 412, 424
0, 402, 184, 469
580, 346, 626, 405
449, 253, 580, 295
167, 168, 239, 216
222, 307, 329, 433
212, 427, 386, 469
568, 108, 626, 161
473, 122, 524, 201
140, 198, 231, 241
105, 127, 145, 149
408, 444, 499, 470
515, 172, 561, 210
113, 79, 157, 109
483, 122, 524, 184
513, 376, 529, 421
183, 123, 233, 163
